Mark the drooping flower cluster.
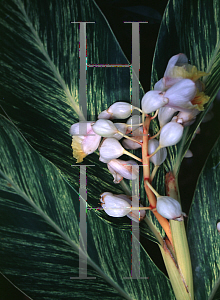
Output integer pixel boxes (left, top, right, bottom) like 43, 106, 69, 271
69, 54, 209, 223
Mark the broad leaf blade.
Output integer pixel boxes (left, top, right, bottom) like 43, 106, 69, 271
0, 0, 156, 237
0, 115, 175, 299
151, 0, 220, 174
187, 136, 220, 300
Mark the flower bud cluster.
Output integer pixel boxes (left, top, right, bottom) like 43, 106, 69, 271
69, 53, 209, 224
144, 53, 209, 128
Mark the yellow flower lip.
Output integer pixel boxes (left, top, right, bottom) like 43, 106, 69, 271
71, 136, 87, 163
191, 91, 210, 111
70, 122, 101, 163
170, 65, 209, 82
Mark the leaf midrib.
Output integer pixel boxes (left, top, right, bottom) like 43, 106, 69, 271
15, 0, 85, 121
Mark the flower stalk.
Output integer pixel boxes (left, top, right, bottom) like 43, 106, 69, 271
142, 115, 173, 245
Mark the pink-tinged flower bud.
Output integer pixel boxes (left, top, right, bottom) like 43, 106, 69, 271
114, 194, 146, 222
92, 119, 118, 137
159, 122, 184, 148
99, 156, 111, 163
98, 110, 112, 119
113, 123, 127, 140
184, 149, 193, 158
148, 139, 167, 166
108, 102, 132, 119
164, 79, 197, 111
70, 122, 101, 163
122, 139, 142, 150
92, 120, 127, 140
107, 164, 123, 183
156, 196, 184, 221
154, 78, 165, 91
107, 159, 139, 183
100, 192, 131, 217
158, 107, 177, 127
164, 53, 188, 76
126, 115, 142, 132
154, 54, 188, 91
141, 91, 168, 114
98, 103, 133, 119
176, 109, 200, 126
217, 222, 220, 233
126, 203, 146, 222
99, 138, 124, 161
122, 126, 143, 150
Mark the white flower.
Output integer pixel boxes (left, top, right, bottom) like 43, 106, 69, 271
159, 121, 184, 148
92, 119, 118, 137
217, 222, 220, 233
98, 110, 111, 119
158, 107, 177, 127
176, 109, 200, 126
163, 79, 197, 112
100, 192, 131, 217
122, 126, 143, 150
156, 196, 184, 221
70, 122, 101, 163
126, 203, 146, 222
107, 159, 139, 183
98, 102, 132, 119
99, 138, 124, 161
93, 121, 127, 140
184, 149, 193, 158
142, 79, 197, 114
115, 195, 146, 222
148, 139, 167, 166
113, 123, 127, 140
126, 115, 142, 132
141, 91, 169, 114
154, 53, 188, 91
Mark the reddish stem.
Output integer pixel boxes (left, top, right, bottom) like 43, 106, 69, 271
142, 116, 173, 245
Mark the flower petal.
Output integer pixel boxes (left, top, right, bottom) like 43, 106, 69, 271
164, 79, 197, 111
158, 107, 177, 127
99, 138, 124, 161
108, 102, 132, 119
164, 53, 188, 77
70, 122, 101, 162
100, 193, 131, 217
159, 122, 184, 148
107, 159, 139, 182
141, 91, 168, 114
98, 110, 112, 119
148, 139, 167, 166
156, 196, 183, 221
92, 119, 117, 137
71, 136, 87, 163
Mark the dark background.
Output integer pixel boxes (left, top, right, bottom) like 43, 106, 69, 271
1, 0, 220, 299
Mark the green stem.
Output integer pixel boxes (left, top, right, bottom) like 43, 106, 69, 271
160, 242, 191, 300
166, 172, 194, 299
119, 132, 142, 145
119, 179, 132, 196
145, 180, 160, 197
144, 216, 163, 246
123, 150, 142, 162
150, 165, 159, 181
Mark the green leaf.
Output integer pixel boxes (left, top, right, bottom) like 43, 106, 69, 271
0, 0, 159, 243
187, 135, 220, 300
151, 0, 220, 175
0, 115, 175, 299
